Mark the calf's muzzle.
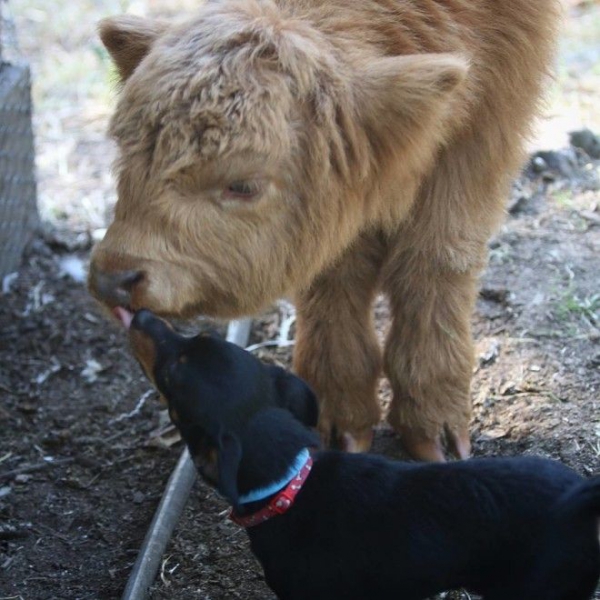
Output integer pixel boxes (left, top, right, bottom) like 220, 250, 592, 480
88, 266, 144, 308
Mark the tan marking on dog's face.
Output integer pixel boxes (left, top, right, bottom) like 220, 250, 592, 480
129, 329, 158, 384
168, 406, 180, 426
192, 446, 219, 486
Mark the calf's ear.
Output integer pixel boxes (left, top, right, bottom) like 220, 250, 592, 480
354, 53, 469, 165
98, 15, 168, 81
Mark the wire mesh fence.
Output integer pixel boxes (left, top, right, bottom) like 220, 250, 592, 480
0, 0, 39, 280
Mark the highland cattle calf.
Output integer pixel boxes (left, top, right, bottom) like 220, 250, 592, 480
89, 0, 558, 460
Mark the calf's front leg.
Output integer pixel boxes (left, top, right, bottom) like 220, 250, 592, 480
293, 234, 385, 452
383, 256, 477, 461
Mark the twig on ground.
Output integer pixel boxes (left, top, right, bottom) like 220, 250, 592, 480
276, 300, 296, 346
245, 339, 295, 352
159, 555, 179, 586
1, 272, 18, 294
0, 457, 75, 481
32, 523, 72, 545
246, 301, 296, 352
109, 390, 154, 424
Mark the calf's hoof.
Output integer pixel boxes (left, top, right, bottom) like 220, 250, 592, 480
399, 425, 471, 462
320, 425, 374, 453
341, 429, 374, 453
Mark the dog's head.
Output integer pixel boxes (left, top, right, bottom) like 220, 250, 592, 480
122, 308, 319, 506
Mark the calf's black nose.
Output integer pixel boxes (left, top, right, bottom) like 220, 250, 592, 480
90, 268, 143, 307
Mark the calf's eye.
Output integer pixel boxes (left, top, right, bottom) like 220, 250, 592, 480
223, 180, 262, 201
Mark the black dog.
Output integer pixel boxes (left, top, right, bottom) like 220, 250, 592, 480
125, 309, 600, 600
120, 308, 318, 504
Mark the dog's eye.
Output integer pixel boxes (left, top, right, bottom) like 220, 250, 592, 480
223, 180, 262, 201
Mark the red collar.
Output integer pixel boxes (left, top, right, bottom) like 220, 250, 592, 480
230, 455, 313, 528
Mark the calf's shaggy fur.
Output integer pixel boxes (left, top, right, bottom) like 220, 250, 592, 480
126, 309, 600, 600
89, 0, 559, 459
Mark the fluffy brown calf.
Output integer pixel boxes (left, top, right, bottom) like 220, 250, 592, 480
89, 0, 558, 460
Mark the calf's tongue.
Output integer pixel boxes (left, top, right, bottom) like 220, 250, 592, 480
113, 306, 134, 329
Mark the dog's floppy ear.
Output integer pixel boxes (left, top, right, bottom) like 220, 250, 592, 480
216, 430, 243, 509
268, 365, 319, 428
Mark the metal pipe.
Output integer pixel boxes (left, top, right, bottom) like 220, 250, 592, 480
121, 318, 253, 600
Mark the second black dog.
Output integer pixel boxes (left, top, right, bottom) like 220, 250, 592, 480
126, 309, 600, 600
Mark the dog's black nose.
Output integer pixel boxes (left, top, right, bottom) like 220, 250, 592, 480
131, 308, 157, 331
130, 309, 181, 348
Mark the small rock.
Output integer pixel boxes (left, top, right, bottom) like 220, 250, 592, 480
508, 179, 535, 214
0, 486, 12, 499
81, 359, 106, 384
1, 272, 18, 295
569, 128, 600, 159
479, 339, 501, 367
479, 287, 510, 305
92, 228, 107, 243
480, 427, 509, 441
14, 474, 31, 484
59, 255, 88, 283
530, 155, 547, 173
133, 491, 145, 504
500, 381, 518, 396
530, 149, 577, 178
587, 353, 600, 369
508, 194, 528, 215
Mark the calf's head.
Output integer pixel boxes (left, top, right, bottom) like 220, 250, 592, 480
89, 0, 468, 318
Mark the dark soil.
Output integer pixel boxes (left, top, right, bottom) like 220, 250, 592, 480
1, 148, 599, 600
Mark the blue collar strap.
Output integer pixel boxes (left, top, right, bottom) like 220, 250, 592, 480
238, 448, 311, 505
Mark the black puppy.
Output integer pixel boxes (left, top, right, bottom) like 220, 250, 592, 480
119, 308, 318, 505
124, 309, 600, 600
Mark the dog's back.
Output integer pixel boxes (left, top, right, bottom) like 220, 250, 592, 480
247, 449, 600, 600
522, 477, 600, 600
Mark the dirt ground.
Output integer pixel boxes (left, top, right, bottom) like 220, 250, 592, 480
1, 1, 600, 599
3, 141, 599, 600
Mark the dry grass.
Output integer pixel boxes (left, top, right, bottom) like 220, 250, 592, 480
11, 0, 195, 229
536, 1, 600, 149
